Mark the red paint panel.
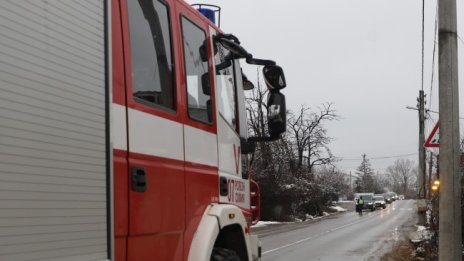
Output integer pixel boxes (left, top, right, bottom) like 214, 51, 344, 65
114, 237, 127, 261
127, 234, 183, 261
112, 1, 129, 261
112, 0, 126, 106
183, 161, 219, 260
128, 152, 185, 261
114, 149, 129, 238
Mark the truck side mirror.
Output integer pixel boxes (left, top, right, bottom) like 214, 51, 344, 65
263, 65, 286, 91
199, 42, 208, 62
267, 91, 286, 138
240, 138, 256, 154
200, 40, 218, 62
201, 73, 211, 95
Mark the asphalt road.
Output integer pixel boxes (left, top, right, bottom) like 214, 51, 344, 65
257, 200, 417, 261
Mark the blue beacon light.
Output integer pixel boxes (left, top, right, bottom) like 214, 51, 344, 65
198, 8, 215, 24
192, 4, 221, 27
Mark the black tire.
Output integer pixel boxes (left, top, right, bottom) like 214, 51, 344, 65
211, 247, 241, 261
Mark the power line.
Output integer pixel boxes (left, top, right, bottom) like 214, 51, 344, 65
421, 0, 425, 91
429, 0, 438, 112
340, 153, 417, 161
427, 110, 464, 120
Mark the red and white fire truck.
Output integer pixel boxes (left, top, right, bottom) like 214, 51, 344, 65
0, 1, 287, 260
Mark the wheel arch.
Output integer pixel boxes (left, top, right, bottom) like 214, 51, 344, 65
187, 204, 252, 261
213, 224, 248, 260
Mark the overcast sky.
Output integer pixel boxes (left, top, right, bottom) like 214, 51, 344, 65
187, 0, 464, 173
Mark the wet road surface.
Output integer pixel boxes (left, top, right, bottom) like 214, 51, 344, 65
258, 200, 416, 261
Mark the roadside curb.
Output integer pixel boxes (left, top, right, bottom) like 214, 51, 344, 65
251, 211, 345, 237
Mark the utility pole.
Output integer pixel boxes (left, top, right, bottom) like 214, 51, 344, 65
417, 90, 426, 199
438, 0, 461, 259
349, 171, 352, 189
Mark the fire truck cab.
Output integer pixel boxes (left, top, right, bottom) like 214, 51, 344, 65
0, 0, 286, 261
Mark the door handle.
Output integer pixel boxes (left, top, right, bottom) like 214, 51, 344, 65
131, 166, 147, 192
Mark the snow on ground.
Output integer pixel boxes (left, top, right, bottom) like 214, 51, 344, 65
330, 206, 347, 212
252, 221, 284, 228
416, 225, 426, 232
252, 206, 347, 228
410, 225, 432, 243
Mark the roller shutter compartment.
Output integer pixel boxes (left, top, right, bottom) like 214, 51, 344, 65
0, 1, 109, 260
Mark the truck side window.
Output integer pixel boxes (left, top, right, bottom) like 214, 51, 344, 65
181, 17, 212, 124
214, 43, 237, 131
127, 0, 175, 111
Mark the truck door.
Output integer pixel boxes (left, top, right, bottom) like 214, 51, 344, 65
121, 0, 185, 260
176, 5, 220, 258
211, 31, 251, 212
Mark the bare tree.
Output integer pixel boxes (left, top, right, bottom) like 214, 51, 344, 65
287, 103, 338, 173
316, 165, 351, 199
245, 71, 342, 220
386, 159, 416, 195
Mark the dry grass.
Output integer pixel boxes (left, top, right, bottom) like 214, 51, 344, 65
381, 240, 438, 261
380, 241, 416, 261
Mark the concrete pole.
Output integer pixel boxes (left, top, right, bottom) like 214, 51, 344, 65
438, 0, 461, 259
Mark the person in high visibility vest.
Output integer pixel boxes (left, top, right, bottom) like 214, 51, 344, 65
356, 196, 365, 214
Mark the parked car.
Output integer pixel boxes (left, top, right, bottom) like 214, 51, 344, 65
373, 195, 387, 209
398, 195, 405, 200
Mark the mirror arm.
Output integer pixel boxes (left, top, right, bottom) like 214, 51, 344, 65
215, 37, 250, 59
240, 135, 281, 154
215, 59, 232, 71
216, 33, 241, 44
246, 57, 276, 66
247, 135, 280, 143
215, 34, 277, 66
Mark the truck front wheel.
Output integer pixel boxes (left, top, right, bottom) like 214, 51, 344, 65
211, 247, 241, 261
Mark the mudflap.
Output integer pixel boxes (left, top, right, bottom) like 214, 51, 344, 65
250, 234, 261, 261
